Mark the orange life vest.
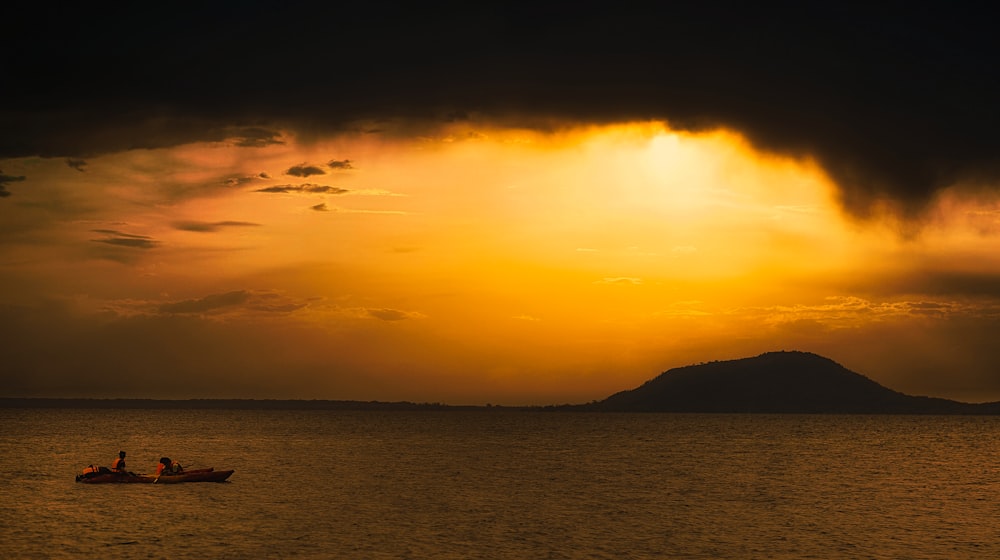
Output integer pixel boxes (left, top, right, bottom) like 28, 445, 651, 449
111, 457, 125, 471
156, 462, 181, 475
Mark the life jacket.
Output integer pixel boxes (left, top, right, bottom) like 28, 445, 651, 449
111, 457, 125, 471
76, 464, 111, 481
156, 460, 183, 476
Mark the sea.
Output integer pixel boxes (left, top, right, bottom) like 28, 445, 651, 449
2, 408, 1000, 559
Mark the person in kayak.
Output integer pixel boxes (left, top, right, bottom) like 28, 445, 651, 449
155, 457, 184, 476
111, 450, 127, 472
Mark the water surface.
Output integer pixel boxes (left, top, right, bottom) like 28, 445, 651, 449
2, 409, 999, 558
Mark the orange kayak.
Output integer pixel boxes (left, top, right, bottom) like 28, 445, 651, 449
76, 467, 234, 484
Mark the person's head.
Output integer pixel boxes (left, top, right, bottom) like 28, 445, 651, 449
119, 451, 126, 458
160, 457, 171, 465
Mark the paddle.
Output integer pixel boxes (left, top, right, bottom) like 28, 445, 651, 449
153, 459, 187, 482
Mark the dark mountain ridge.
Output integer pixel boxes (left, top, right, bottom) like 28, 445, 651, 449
590, 351, 1000, 414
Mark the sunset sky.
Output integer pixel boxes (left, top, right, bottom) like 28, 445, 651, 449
3, 4, 999, 404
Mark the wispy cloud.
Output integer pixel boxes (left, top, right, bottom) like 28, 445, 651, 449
742, 296, 990, 327
311, 203, 329, 212
172, 221, 261, 232
101, 290, 309, 318
256, 184, 349, 194
66, 159, 87, 172
225, 172, 271, 186
366, 308, 424, 321
90, 229, 158, 249
229, 127, 285, 148
350, 189, 405, 197
158, 290, 251, 314
513, 314, 542, 321
0, 171, 26, 198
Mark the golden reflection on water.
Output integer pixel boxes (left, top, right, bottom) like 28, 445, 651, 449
3, 409, 1000, 559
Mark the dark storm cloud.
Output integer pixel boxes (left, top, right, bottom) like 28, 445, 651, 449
90, 230, 158, 249
172, 220, 261, 232
3, 3, 998, 218
286, 164, 326, 178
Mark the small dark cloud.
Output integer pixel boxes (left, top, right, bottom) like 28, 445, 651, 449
328, 159, 354, 170
224, 172, 270, 186
255, 184, 349, 195
307, 185, 348, 194
311, 203, 329, 212
172, 220, 260, 232
0, 172, 26, 198
249, 302, 309, 313
286, 164, 326, 177
66, 158, 87, 172
159, 290, 251, 314
229, 127, 284, 148
90, 229, 158, 249
255, 185, 296, 193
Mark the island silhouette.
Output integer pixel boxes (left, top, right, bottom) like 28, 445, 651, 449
5, 351, 1000, 413
581, 350, 1000, 414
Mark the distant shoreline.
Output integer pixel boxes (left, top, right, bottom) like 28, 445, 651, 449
0, 398, 520, 411
3, 397, 1000, 415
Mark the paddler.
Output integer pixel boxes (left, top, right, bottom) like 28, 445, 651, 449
111, 450, 127, 472
155, 456, 184, 476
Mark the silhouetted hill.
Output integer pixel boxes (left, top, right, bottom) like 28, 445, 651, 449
589, 351, 1000, 414
6, 352, 1000, 414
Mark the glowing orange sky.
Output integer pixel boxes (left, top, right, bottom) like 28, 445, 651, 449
2, 121, 1000, 404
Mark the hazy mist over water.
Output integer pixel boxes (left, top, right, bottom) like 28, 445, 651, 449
3, 409, 1000, 559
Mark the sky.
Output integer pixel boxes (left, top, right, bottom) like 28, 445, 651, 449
2, 4, 1000, 405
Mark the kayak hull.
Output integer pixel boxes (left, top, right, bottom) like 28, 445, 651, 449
76, 468, 234, 484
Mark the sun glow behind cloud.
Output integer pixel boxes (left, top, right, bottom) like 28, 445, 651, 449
3, 121, 1000, 403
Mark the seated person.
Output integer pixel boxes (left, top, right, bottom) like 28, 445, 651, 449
155, 457, 184, 476
111, 450, 127, 472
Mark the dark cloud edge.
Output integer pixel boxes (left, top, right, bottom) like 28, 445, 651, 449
3, 3, 998, 221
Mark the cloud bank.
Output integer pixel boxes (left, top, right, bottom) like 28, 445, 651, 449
2, 4, 997, 218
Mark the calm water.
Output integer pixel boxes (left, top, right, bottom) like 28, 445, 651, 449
2, 409, 1000, 559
